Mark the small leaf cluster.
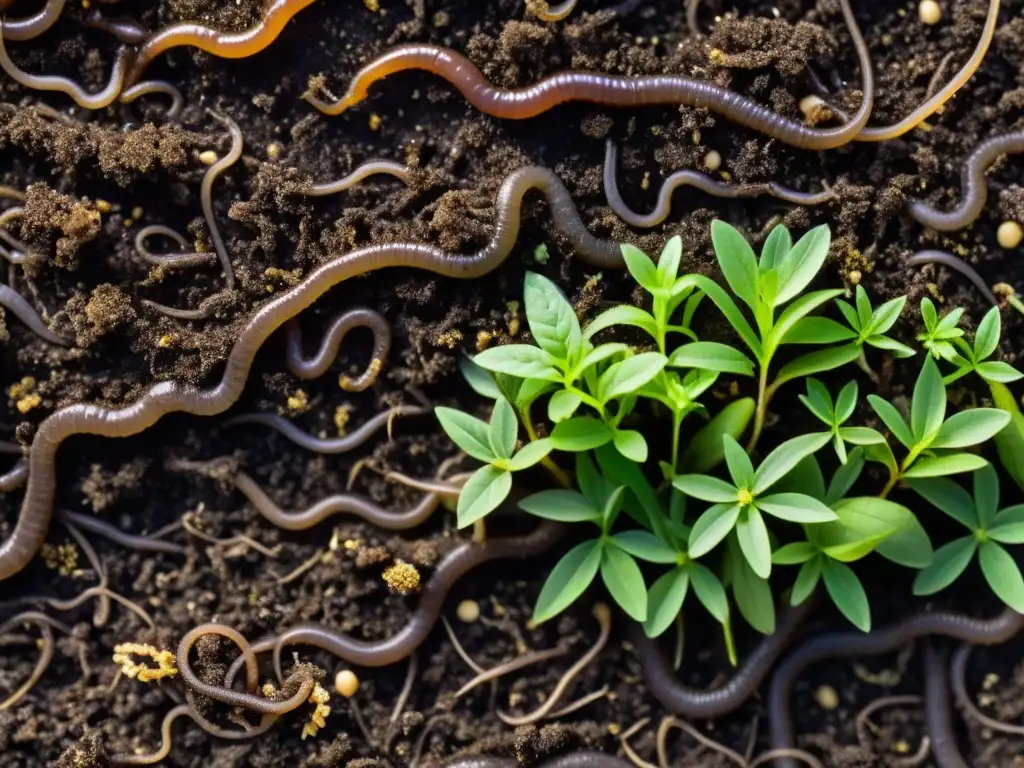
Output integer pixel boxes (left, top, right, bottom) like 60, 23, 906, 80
433, 221, 1024, 640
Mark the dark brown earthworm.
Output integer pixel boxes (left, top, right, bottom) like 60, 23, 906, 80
906, 250, 998, 306
233, 470, 443, 531
285, 307, 392, 386
126, 0, 319, 84
84, 12, 150, 45
603, 139, 835, 228
306, 0, 873, 150
0, 163, 622, 583
1, 0, 65, 42
177, 622, 319, 715
444, 752, 632, 768
923, 643, 968, 768
0, 458, 27, 491
906, 132, 1024, 232
222, 520, 565, 684
57, 510, 186, 555
0, 34, 130, 109
631, 600, 813, 719
223, 406, 426, 454
0, 284, 67, 345
768, 608, 1024, 768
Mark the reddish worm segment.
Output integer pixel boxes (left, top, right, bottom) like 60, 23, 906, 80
223, 405, 427, 454
307, 0, 874, 150
631, 599, 813, 719
768, 607, 1024, 768
125, 0, 320, 85
233, 470, 444, 531
603, 139, 835, 228
906, 131, 1024, 232
311, 0, 1002, 147
284, 307, 392, 384
0, 164, 623, 582
221, 520, 566, 683
1, 0, 65, 42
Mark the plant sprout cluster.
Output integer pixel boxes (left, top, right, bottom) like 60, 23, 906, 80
436, 221, 1024, 650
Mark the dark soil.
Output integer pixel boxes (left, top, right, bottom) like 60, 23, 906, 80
2, 0, 1024, 766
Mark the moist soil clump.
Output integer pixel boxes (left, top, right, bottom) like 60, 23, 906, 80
2, 1, 1024, 766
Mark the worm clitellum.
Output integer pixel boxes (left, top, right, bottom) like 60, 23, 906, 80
768, 607, 1024, 768
284, 307, 392, 385
1, 0, 65, 42
126, 0, 320, 84
0, 164, 623, 582
906, 131, 1024, 232
233, 470, 445, 531
306, 0, 874, 150
0, 35, 130, 110
603, 139, 835, 228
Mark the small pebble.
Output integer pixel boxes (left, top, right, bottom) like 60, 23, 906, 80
997, 221, 1023, 249
456, 599, 480, 623
703, 150, 722, 171
918, 0, 942, 25
199, 150, 218, 166
335, 669, 359, 698
267, 142, 282, 161
814, 684, 840, 710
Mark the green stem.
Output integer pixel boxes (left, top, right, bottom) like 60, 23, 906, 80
521, 409, 572, 489
671, 409, 683, 472
746, 367, 770, 452
568, 387, 605, 415
879, 469, 900, 499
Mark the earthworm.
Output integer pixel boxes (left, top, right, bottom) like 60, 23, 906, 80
233, 470, 444, 531
0, 35, 130, 110
657, 715, 746, 767
106, 702, 277, 765
306, 160, 412, 197
748, 749, 825, 768
529, 0, 577, 22
141, 298, 218, 320
120, 81, 185, 121
856, 0, 1001, 143
924, 52, 957, 101
126, 0, 320, 85
951, 643, 1024, 736
84, 11, 150, 45
632, 600, 813, 720
385, 470, 466, 497
498, 602, 611, 725
906, 250, 998, 306
177, 622, 319, 715
768, 608, 1024, 768
906, 131, 1024, 232
443, 752, 632, 768
923, 643, 968, 768
0, 163, 621, 582
855, 694, 923, 751
685, 0, 703, 37
0, 611, 70, 711
180, 511, 280, 557
202, 112, 243, 289
223, 405, 426, 454
305, 0, 874, 150
0, 207, 31, 260
1, 0, 65, 42
0, 458, 27, 491
0, 283, 67, 345
285, 307, 392, 385
221, 520, 565, 684
0, 440, 23, 454
57, 510, 186, 555
134, 225, 217, 269
603, 139, 835, 228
